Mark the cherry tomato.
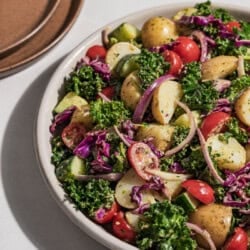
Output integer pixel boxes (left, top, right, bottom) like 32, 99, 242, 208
112, 211, 136, 242
61, 122, 86, 149
200, 111, 231, 140
127, 142, 159, 181
86, 45, 107, 60
97, 86, 116, 100
225, 21, 241, 33
172, 36, 201, 63
162, 50, 183, 76
94, 202, 119, 224
181, 180, 215, 204
224, 227, 248, 250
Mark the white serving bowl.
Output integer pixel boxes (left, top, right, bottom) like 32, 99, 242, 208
35, 2, 249, 250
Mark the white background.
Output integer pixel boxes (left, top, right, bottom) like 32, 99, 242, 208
0, 0, 249, 249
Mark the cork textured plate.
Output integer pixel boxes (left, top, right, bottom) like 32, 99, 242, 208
0, 0, 60, 56
0, 0, 84, 78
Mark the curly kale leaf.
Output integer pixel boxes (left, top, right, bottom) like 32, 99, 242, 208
90, 99, 131, 128
51, 136, 72, 167
224, 75, 250, 102
223, 118, 248, 144
137, 201, 197, 250
181, 62, 218, 112
63, 178, 114, 217
194, 1, 212, 16
236, 21, 250, 40
65, 65, 104, 101
136, 49, 169, 90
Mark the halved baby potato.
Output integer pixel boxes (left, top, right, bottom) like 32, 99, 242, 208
135, 123, 175, 152
115, 168, 155, 209
201, 56, 238, 81
120, 71, 142, 110
235, 88, 250, 126
125, 212, 141, 232
174, 111, 200, 128
70, 105, 93, 130
206, 133, 246, 171
152, 80, 183, 124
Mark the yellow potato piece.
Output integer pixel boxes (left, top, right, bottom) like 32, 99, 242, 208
152, 80, 183, 124
202, 56, 238, 81
206, 134, 246, 171
70, 105, 93, 130
235, 88, 250, 126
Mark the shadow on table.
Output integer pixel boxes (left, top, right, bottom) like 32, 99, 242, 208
1, 61, 107, 250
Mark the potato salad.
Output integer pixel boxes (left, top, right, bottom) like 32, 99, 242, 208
50, 1, 250, 249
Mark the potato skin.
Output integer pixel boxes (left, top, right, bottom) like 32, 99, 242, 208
206, 134, 246, 171
189, 203, 232, 248
120, 71, 142, 110
135, 124, 174, 151
201, 56, 238, 81
235, 88, 250, 126
70, 105, 93, 130
141, 16, 178, 48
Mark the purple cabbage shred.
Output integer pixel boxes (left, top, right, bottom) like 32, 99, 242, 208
212, 98, 231, 113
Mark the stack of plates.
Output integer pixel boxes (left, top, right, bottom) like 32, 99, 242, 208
0, 0, 83, 78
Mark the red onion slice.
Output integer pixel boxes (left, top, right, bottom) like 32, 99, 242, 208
132, 74, 175, 123
75, 173, 123, 182
113, 125, 131, 147
97, 92, 111, 102
197, 128, 225, 184
237, 56, 245, 77
186, 222, 216, 250
165, 101, 196, 157
191, 31, 208, 62
101, 27, 111, 47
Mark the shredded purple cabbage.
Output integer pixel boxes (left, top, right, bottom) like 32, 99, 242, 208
212, 98, 231, 113
49, 106, 76, 134
130, 176, 165, 213
223, 163, 250, 210
121, 120, 137, 140
235, 39, 250, 47
74, 130, 113, 173
213, 79, 231, 93
169, 162, 187, 174
143, 138, 164, 158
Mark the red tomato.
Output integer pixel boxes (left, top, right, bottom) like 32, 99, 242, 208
181, 180, 215, 204
61, 122, 86, 149
224, 227, 248, 250
97, 86, 116, 100
225, 21, 241, 33
172, 36, 201, 63
112, 211, 136, 242
86, 45, 107, 60
127, 142, 159, 181
200, 111, 231, 140
94, 202, 119, 224
162, 50, 183, 76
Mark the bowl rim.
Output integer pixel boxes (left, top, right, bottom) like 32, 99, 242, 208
35, 2, 250, 249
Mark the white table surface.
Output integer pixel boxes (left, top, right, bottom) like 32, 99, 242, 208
0, 0, 249, 249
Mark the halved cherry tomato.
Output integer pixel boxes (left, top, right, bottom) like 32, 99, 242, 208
61, 122, 86, 149
112, 211, 136, 242
127, 142, 159, 181
224, 227, 248, 250
172, 36, 201, 63
200, 111, 231, 140
97, 86, 116, 100
162, 50, 183, 76
225, 21, 241, 33
94, 201, 119, 224
86, 45, 107, 60
181, 180, 215, 204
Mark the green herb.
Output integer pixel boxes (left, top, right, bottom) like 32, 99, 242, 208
90, 99, 131, 128
136, 49, 169, 90
65, 65, 104, 101
51, 136, 72, 167
214, 185, 227, 202
160, 157, 174, 171
137, 201, 197, 250
224, 75, 250, 101
225, 118, 248, 144
112, 142, 128, 172
194, 1, 212, 16
236, 21, 250, 40
63, 178, 114, 217
181, 62, 218, 112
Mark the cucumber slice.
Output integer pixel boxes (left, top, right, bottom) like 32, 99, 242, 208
56, 156, 87, 182
115, 54, 139, 78
175, 192, 199, 213
108, 23, 140, 44
54, 92, 88, 113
